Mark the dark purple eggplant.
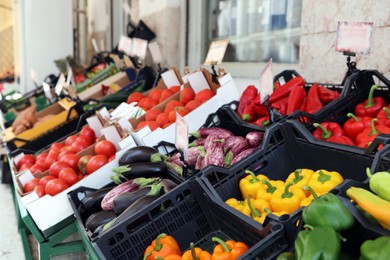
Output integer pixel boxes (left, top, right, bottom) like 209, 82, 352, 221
204, 140, 225, 167
85, 211, 117, 232
161, 178, 178, 193
111, 162, 168, 184
223, 136, 249, 156
188, 138, 205, 147
187, 146, 206, 167
191, 127, 233, 140
246, 132, 264, 147
78, 187, 113, 213
231, 147, 258, 165
101, 178, 159, 211
118, 146, 161, 166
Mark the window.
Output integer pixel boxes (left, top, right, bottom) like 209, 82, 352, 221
206, 0, 302, 64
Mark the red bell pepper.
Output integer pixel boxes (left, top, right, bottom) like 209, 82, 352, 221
242, 94, 267, 121
286, 85, 306, 114
342, 113, 372, 142
318, 86, 340, 104
271, 96, 289, 115
254, 116, 269, 127
354, 85, 386, 118
377, 106, 390, 127
355, 118, 390, 148
237, 85, 258, 117
313, 122, 345, 140
304, 83, 323, 114
269, 76, 305, 104
274, 81, 281, 91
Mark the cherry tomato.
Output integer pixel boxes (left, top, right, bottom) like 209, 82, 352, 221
36, 152, 48, 161
49, 161, 71, 177
59, 154, 80, 171
19, 163, 34, 171
65, 135, 78, 146
34, 185, 45, 198
30, 163, 47, 174
78, 155, 92, 175
94, 140, 116, 159
45, 179, 69, 196
58, 167, 80, 186
50, 142, 63, 151
76, 135, 93, 146
71, 140, 90, 153
17, 154, 36, 170
86, 155, 108, 174
80, 126, 96, 142
24, 178, 40, 193
38, 175, 56, 187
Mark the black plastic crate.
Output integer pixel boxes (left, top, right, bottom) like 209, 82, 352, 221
84, 179, 288, 260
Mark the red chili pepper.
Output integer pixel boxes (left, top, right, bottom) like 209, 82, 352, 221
274, 81, 281, 91
253, 104, 267, 117
342, 113, 372, 142
237, 85, 258, 117
254, 116, 269, 127
304, 83, 323, 114
317, 86, 340, 104
270, 96, 289, 115
286, 85, 306, 114
354, 85, 386, 118
269, 76, 305, 104
327, 135, 355, 146
242, 105, 255, 121
312, 122, 344, 141
377, 106, 390, 127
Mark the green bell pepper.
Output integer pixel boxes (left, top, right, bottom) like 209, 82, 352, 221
302, 186, 354, 231
276, 252, 295, 260
295, 225, 341, 260
360, 236, 390, 260
366, 167, 390, 201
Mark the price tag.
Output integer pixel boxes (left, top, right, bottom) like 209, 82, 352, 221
204, 39, 229, 65
66, 65, 73, 86
18, 170, 34, 186
42, 82, 53, 101
259, 59, 273, 103
131, 38, 148, 60
175, 113, 189, 161
100, 126, 122, 151
86, 116, 104, 137
187, 71, 210, 94
118, 35, 132, 55
336, 21, 373, 55
92, 38, 100, 53
118, 116, 133, 131
123, 0, 131, 15
99, 107, 111, 121
148, 42, 163, 64
30, 69, 39, 85
161, 70, 180, 88
13, 152, 25, 167
55, 73, 66, 96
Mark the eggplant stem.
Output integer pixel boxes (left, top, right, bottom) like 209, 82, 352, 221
151, 153, 162, 162
112, 165, 132, 174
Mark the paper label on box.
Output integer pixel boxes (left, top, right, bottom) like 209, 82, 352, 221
119, 135, 136, 150
175, 113, 189, 161
336, 21, 373, 55
118, 117, 133, 131
42, 82, 53, 101
87, 116, 104, 137
148, 42, 163, 64
21, 192, 39, 205
19, 170, 34, 186
131, 38, 148, 60
161, 70, 181, 88
204, 39, 229, 65
55, 73, 66, 96
259, 59, 273, 103
187, 71, 210, 94
100, 126, 122, 150
118, 35, 132, 55
99, 107, 111, 121
110, 102, 130, 118
14, 152, 25, 167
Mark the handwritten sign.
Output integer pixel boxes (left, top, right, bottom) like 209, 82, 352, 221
175, 113, 189, 162
259, 59, 273, 103
336, 21, 373, 55
131, 38, 148, 60
204, 39, 229, 65
148, 42, 163, 64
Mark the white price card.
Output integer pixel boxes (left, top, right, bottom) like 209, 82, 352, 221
148, 42, 163, 64
99, 107, 111, 121
86, 116, 104, 137
259, 59, 273, 103
123, 0, 131, 15
131, 38, 148, 60
118, 35, 133, 56
204, 39, 229, 65
187, 71, 210, 94
66, 65, 73, 86
336, 21, 374, 55
175, 113, 189, 162
13, 152, 25, 167
118, 116, 133, 131
92, 38, 100, 53
42, 82, 53, 101
30, 69, 39, 85
100, 125, 122, 150
161, 70, 180, 88
55, 73, 66, 96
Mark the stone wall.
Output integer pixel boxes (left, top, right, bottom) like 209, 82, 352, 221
300, 0, 390, 83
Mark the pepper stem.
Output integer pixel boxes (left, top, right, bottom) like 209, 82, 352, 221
317, 170, 331, 184
366, 167, 373, 179
364, 85, 378, 108
303, 224, 314, 231
155, 257, 164, 260
313, 123, 332, 139
293, 169, 303, 183
263, 120, 270, 127
281, 182, 294, 199
190, 243, 199, 260
385, 107, 390, 119
245, 170, 260, 183
369, 118, 379, 136
347, 113, 359, 122
264, 207, 272, 214
303, 186, 319, 199
212, 237, 231, 253
247, 194, 262, 218
153, 233, 167, 251
262, 180, 276, 193
143, 252, 151, 260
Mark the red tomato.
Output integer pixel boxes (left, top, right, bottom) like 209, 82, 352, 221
49, 161, 71, 177
19, 163, 34, 171
76, 135, 93, 146
60, 145, 72, 152
94, 140, 116, 158
65, 135, 78, 146
17, 154, 36, 170
108, 154, 115, 162
24, 178, 40, 193
86, 155, 108, 174
59, 154, 80, 170
71, 140, 90, 153
44, 154, 58, 170
78, 155, 92, 175
38, 175, 56, 187
58, 167, 80, 186
80, 126, 96, 143
34, 185, 45, 198
36, 152, 48, 161
30, 163, 47, 174
58, 149, 74, 159
50, 142, 63, 151
45, 179, 69, 196
48, 149, 60, 160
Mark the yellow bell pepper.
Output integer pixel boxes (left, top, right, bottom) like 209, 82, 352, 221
300, 185, 322, 207
264, 207, 289, 217
239, 170, 269, 199
307, 169, 344, 194
244, 195, 266, 224
285, 168, 314, 197
256, 180, 285, 201
247, 196, 271, 213
225, 198, 245, 212
270, 181, 306, 214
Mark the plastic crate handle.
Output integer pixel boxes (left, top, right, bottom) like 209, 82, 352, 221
368, 135, 390, 174
273, 70, 301, 84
